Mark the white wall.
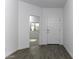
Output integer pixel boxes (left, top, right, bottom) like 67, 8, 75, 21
63, 0, 73, 57
5, 0, 18, 57
5, 0, 73, 57
41, 8, 63, 44
18, 1, 42, 49
18, 1, 64, 48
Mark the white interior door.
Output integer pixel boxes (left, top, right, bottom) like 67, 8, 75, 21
47, 17, 61, 44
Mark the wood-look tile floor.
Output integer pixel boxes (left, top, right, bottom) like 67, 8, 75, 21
6, 45, 72, 59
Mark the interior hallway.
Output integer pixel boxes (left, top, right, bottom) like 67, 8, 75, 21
6, 45, 72, 59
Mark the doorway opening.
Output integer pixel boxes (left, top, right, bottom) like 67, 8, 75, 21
29, 15, 40, 48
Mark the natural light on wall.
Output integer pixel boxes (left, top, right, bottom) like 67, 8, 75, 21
31, 23, 35, 31
30, 39, 37, 42
30, 16, 34, 22
73, 0, 79, 59
36, 23, 39, 30
30, 23, 39, 31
